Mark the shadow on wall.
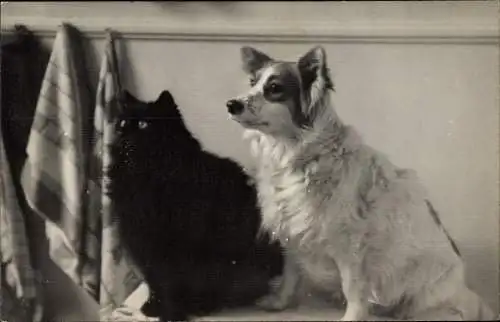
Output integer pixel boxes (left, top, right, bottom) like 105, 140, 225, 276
155, 1, 239, 13
116, 38, 139, 96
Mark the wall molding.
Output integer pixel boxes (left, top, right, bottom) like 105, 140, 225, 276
1, 2, 498, 44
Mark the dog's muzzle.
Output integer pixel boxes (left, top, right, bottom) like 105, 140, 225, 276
226, 99, 244, 115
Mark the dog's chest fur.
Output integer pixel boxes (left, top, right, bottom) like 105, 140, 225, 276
248, 132, 308, 238
249, 128, 360, 258
246, 126, 372, 288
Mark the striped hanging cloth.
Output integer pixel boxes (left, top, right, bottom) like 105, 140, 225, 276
88, 29, 142, 319
20, 23, 93, 295
1, 119, 43, 322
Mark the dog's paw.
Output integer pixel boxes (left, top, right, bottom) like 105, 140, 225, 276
341, 315, 379, 322
341, 314, 363, 322
268, 275, 283, 292
256, 293, 296, 312
340, 307, 370, 321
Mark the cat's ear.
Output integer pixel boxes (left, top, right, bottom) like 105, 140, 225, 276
155, 90, 182, 117
156, 90, 176, 107
121, 89, 140, 105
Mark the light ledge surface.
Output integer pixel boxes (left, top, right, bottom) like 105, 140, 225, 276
1, 1, 498, 43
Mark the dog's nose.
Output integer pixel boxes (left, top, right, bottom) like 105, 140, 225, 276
226, 99, 244, 115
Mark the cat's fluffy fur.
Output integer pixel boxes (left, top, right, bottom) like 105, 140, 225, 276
227, 46, 495, 321
107, 89, 283, 322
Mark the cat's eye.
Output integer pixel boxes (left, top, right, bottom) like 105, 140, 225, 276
138, 121, 148, 129
249, 78, 257, 87
119, 120, 127, 128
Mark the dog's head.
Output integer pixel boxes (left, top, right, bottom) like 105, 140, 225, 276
227, 46, 334, 137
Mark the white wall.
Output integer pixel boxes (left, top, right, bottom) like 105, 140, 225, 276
2, 1, 499, 314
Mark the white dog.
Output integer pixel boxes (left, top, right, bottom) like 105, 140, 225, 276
226, 45, 495, 321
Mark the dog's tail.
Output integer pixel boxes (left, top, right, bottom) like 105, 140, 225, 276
458, 287, 496, 321
472, 294, 496, 321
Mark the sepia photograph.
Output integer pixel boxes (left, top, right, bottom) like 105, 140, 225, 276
1, 1, 499, 321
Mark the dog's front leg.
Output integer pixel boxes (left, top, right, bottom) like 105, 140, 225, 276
256, 250, 301, 311
338, 262, 370, 321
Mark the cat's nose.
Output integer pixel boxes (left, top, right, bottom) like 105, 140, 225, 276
226, 99, 244, 115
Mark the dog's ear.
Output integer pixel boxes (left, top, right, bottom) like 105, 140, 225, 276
298, 46, 334, 121
241, 46, 273, 74
298, 46, 333, 93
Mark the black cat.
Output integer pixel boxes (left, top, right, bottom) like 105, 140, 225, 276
107, 89, 283, 322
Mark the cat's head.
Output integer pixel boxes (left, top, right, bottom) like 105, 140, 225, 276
112, 89, 201, 167
116, 89, 183, 138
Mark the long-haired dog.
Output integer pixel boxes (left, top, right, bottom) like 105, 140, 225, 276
107, 89, 283, 322
226, 46, 495, 321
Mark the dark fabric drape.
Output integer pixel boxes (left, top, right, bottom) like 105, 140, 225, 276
1, 25, 51, 322
1, 25, 50, 183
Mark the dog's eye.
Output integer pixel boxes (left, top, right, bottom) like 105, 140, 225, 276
138, 121, 148, 129
119, 120, 127, 128
269, 83, 284, 94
